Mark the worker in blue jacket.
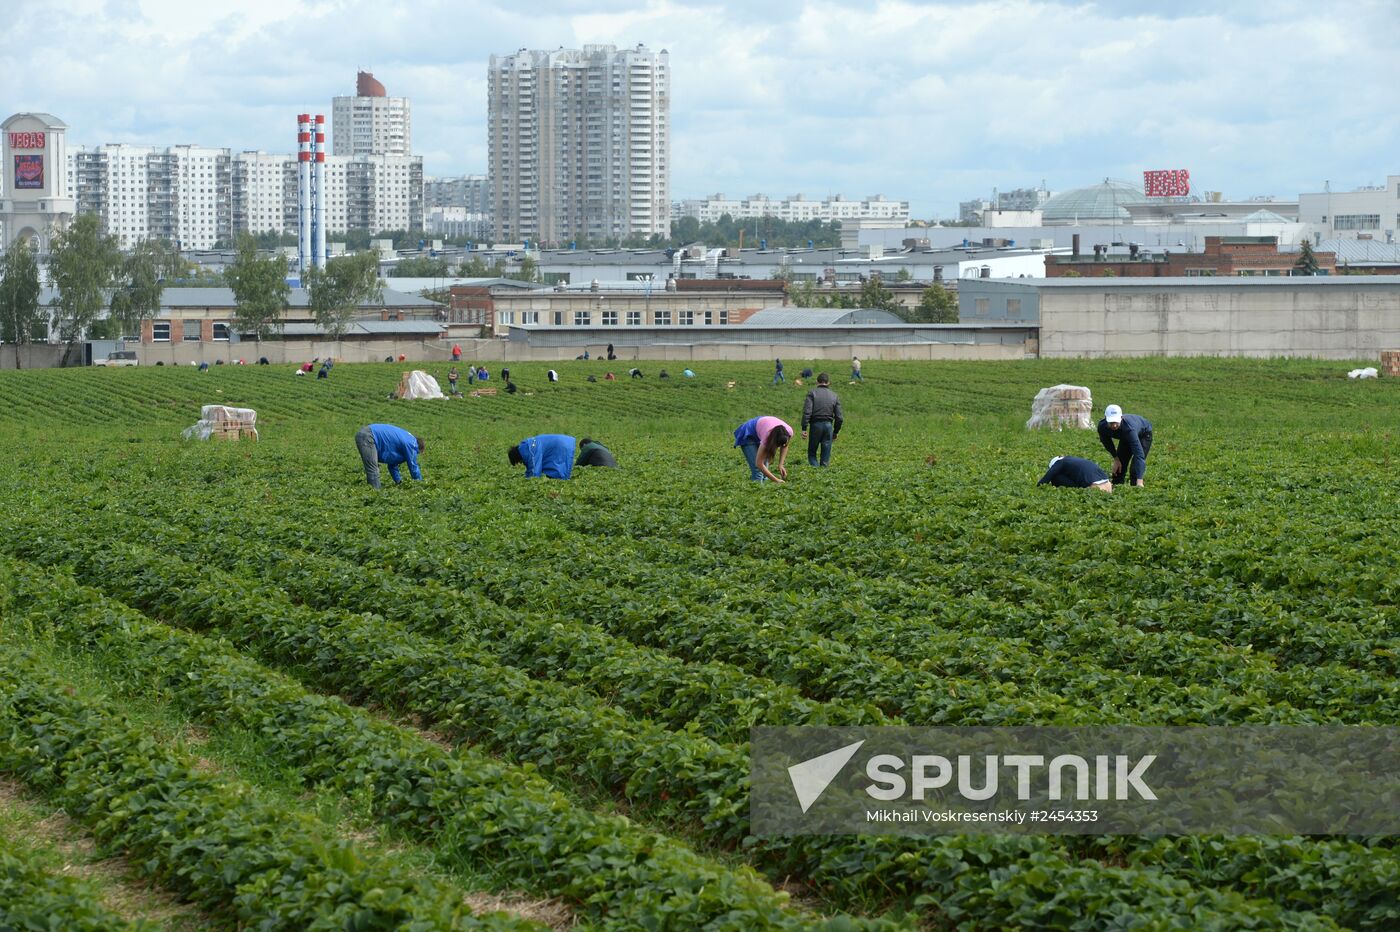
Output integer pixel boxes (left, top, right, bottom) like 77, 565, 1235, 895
1097, 404, 1153, 487
354, 423, 424, 489
508, 434, 576, 480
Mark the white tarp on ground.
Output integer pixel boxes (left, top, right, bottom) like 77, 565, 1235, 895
183, 405, 258, 440
1348, 367, 1379, 379
1026, 384, 1093, 430
394, 370, 446, 400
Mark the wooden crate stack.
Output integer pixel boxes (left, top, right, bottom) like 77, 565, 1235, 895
204, 405, 259, 441
1026, 384, 1093, 431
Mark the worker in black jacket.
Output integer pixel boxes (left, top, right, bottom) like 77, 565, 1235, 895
575, 438, 618, 469
1097, 404, 1153, 487
800, 373, 844, 467
1038, 456, 1112, 493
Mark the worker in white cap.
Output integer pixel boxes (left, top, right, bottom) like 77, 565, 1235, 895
1039, 456, 1113, 492
1097, 404, 1153, 487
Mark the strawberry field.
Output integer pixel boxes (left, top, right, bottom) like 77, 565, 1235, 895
0, 357, 1396, 930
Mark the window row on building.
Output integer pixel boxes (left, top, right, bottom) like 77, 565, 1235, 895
674, 193, 910, 224
496, 308, 730, 327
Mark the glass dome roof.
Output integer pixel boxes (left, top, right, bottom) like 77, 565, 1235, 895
1040, 180, 1149, 222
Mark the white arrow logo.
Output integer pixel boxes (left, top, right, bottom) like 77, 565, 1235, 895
788, 740, 865, 813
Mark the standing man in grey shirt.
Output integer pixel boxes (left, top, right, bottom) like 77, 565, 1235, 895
801, 372, 844, 467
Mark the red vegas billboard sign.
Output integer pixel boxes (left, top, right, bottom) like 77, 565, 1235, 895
1143, 169, 1190, 197
8, 132, 47, 150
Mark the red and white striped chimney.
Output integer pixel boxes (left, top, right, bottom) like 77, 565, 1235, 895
313, 114, 327, 269
297, 114, 311, 275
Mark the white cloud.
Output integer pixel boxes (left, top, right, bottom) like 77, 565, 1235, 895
5, 0, 1398, 216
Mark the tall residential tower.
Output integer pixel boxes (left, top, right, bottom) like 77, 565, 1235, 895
332, 71, 412, 158
488, 44, 670, 245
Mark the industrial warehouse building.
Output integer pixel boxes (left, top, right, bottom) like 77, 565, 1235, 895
958, 276, 1400, 359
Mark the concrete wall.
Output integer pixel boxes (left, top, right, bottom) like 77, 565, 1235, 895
1040, 286, 1400, 359
0, 344, 67, 369
132, 339, 458, 367
464, 341, 1027, 363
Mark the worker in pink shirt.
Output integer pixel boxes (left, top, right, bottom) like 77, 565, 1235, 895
733, 415, 793, 482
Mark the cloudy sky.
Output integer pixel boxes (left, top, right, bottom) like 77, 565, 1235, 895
7, 0, 1398, 217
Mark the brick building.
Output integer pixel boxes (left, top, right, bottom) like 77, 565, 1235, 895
462, 279, 789, 336
1046, 237, 1336, 278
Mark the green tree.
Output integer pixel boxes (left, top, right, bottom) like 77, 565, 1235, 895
666, 215, 840, 249
391, 256, 453, 278
0, 239, 43, 368
459, 254, 503, 278
305, 251, 382, 338
856, 274, 901, 313
253, 231, 298, 250
909, 283, 959, 323
1295, 240, 1320, 276
48, 214, 123, 363
895, 267, 912, 282
504, 255, 540, 283
225, 235, 291, 340
107, 239, 168, 338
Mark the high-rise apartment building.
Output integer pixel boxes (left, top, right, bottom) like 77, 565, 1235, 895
68, 145, 422, 246
231, 151, 298, 236
424, 174, 490, 213
488, 44, 670, 244
332, 71, 412, 158
65, 144, 231, 249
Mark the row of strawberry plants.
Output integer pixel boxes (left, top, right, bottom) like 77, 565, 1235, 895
102, 493, 1081, 726
116, 487, 1384, 728
92, 506, 893, 742
1, 517, 1346, 927
284, 513, 1346, 726
0, 644, 529, 931
0, 850, 147, 932
98, 474, 1384, 731
617, 488, 1400, 678
139, 482, 1400, 923
476, 498, 1399, 682
0, 555, 842, 931
380, 493, 1398, 721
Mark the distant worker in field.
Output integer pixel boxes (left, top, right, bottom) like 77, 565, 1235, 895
354, 423, 425, 490
1097, 404, 1154, 488
629, 367, 644, 379
508, 434, 576, 480
547, 369, 559, 383
773, 358, 785, 385
1038, 456, 1113, 493
452, 343, 462, 361
734, 415, 793, 483
851, 356, 863, 382
575, 437, 618, 469
606, 343, 616, 360
801, 373, 844, 467
800, 366, 814, 379
682, 368, 695, 378
447, 366, 461, 395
